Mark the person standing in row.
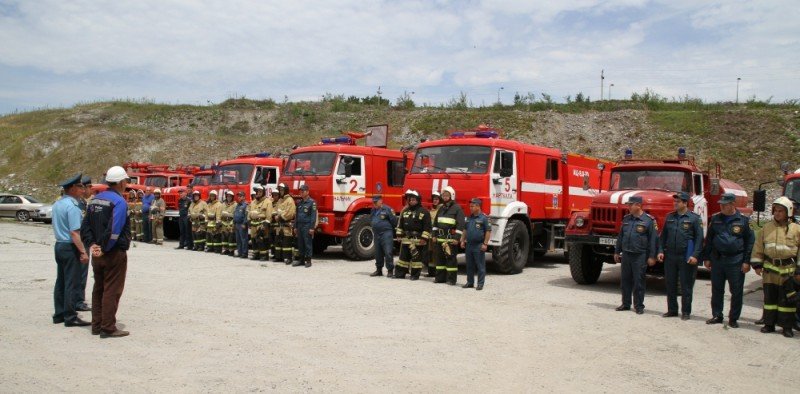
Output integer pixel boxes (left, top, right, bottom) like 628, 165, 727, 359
426, 192, 442, 278
657, 192, 703, 320
149, 189, 165, 245
141, 187, 154, 243
220, 190, 237, 255
703, 192, 755, 328
370, 195, 397, 277
394, 190, 430, 280
461, 198, 490, 291
176, 188, 192, 250
233, 191, 249, 259
269, 189, 281, 261
189, 190, 208, 251
82, 166, 131, 338
132, 190, 144, 241
293, 184, 317, 268
74, 175, 94, 312
248, 186, 272, 260
205, 190, 222, 253
614, 196, 658, 315
274, 184, 296, 264
51, 174, 91, 327
750, 197, 800, 337
433, 186, 464, 285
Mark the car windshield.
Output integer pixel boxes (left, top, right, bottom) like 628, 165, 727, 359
211, 164, 254, 185
145, 176, 168, 188
23, 195, 40, 203
284, 152, 336, 176
411, 145, 491, 174
784, 179, 800, 203
610, 170, 691, 192
191, 175, 213, 186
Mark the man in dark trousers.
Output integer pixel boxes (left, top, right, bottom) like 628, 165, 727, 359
394, 190, 431, 280
74, 175, 93, 312
614, 196, 658, 314
293, 184, 317, 268
176, 188, 192, 250
461, 198, 491, 291
433, 186, 465, 285
657, 192, 704, 320
703, 192, 755, 328
82, 165, 132, 338
51, 173, 91, 327
233, 191, 249, 259
141, 187, 154, 243
370, 195, 397, 277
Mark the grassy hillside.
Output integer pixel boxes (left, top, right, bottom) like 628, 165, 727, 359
1, 97, 798, 202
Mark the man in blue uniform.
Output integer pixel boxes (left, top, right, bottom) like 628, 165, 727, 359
370, 195, 397, 277
141, 187, 154, 243
614, 195, 658, 314
233, 191, 249, 259
703, 192, 755, 328
657, 192, 704, 320
74, 175, 93, 312
81, 165, 132, 338
51, 173, 91, 327
176, 188, 192, 250
293, 184, 317, 268
461, 198, 491, 291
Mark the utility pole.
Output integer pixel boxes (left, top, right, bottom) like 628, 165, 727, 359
377, 85, 382, 104
736, 77, 741, 104
600, 69, 605, 101
609, 83, 614, 100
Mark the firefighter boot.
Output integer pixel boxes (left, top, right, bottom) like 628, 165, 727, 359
250, 251, 260, 260
410, 268, 421, 281
386, 268, 394, 278
426, 266, 436, 277
305, 257, 312, 268
434, 268, 447, 283
370, 268, 383, 277
394, 266, 408, 279
447, 270, 457, 286
291, 256, 304, 267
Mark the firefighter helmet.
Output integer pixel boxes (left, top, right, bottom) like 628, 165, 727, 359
153, 188, 162, 194
772, 196, 794, 217
225, 190, 234, 196
404, 189, 420, 200
432, 191, 441, 199
253, 185, 265, 191
442, 186, 456, 200
209, 190, 218, 196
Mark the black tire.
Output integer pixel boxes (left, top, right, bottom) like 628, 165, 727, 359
16, 210, 30, 222
342, 214, 374, 260
533, 250, 547, 258
569, 243, 603, 284
493, 220, 529, 274
43, 219, 52, 224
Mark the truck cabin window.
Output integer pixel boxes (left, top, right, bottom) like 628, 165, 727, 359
610, 170, 691, 192
285, 152, 336, 176
411, 146, 491, 174
211, 164, 254, 185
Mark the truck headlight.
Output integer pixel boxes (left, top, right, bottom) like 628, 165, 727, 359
320, 217, 329, 224
575, 216, 586, 228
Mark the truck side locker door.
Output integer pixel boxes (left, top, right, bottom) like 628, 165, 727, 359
333, 155, 366, 212
692, 172, 709, 236
544, 157, 562, 220
490, 149, 518, 217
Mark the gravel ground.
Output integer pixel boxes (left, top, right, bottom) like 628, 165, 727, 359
0, 220, 797, 393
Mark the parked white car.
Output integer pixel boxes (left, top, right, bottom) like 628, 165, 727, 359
0, 194, 46, 221
34, 204, 53, 224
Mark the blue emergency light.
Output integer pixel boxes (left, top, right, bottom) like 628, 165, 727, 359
624, 148, 633, 159
678, 147, 686, 159
255, 152, 271, 158
448, 130, 499, 139
321, 136, 354, 145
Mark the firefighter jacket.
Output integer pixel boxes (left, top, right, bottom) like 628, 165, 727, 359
432, 201, 464, 239
430, 204, 441, 227
274, 195, 296, 223
248, 197, 273, 225
220, 201, 237, 222
295, 197, 318, 228
188, 200, 207, 221
701, 211, 754, 264
396, 204, 431, 239
149, 198, 166, 220
206, 200, 222, 222
131, 201, 142, 216
751, 220, 800, 280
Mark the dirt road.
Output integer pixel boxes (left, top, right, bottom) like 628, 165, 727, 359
0, 221, 796, 392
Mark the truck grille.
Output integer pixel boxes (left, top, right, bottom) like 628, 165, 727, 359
163, 195, 178, 210
591, 206, 620, 234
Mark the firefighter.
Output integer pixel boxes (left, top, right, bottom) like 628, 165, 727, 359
141, 187, 154, 243
370, 195, 398, 277
127, 190, 137, 239
233, 191, 249, 259
433, 186, 465, 285
188, 190, 208, 251
425, 191, 442, 277
269, 189, 281, 260
274, 183, 297, 264
293, 184, 317, 268
461, 198, 491, 291
750, 197, 800, 337
657, 192, 704, 320
395, 190, 431, 280
702, 193, 755, 328
613, 196, 658, 315
220, 190, 237, 255
176, 188, 192, 250
205, 190, 223, 253
248, 185, 273, 261
149, 188, 166, 245
131, 190, 143, 241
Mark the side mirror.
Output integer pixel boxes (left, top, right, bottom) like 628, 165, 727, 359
499, 152, 513, 178
753, 189, 767, 212
582, 174, 590, 190
342, 156, 354, 178
710, 178, 720, 195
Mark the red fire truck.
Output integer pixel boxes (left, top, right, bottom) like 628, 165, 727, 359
403, 126, 614, 274
279, 126, 410, 259
565, 148, 752, 284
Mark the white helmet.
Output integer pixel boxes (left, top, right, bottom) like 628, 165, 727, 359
225, 190, 234, 196
153, 188, 162, 194
431, 191, 441, 199
773, 196, 794, 217
253, 185, 265, 191
105, 166, 129, 183
209, 190, 218, 196
404, 189, 420, 199
442, 186, 456, 200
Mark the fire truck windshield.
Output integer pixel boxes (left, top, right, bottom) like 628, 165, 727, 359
211, 164, 254, 185
784, 179, 800, 203
610, 170, 691, 192
411, 146, 491, 174
191, 174, 213, 186
144, 176, 168, 188
285, 152, 336, 176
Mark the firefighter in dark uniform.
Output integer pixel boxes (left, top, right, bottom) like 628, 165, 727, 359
370, 195, 397, 277
425, 191, 442, 277
293, 184, 317, 268
461, 198, 491, 291
702, 192, 755, 328
233, 191, 249, 259
176, 188, 192, 250
433, 186, 465, 285
614, 195, 658, 314
750, 197, 800, 337
395, 190, 431, 280
657, 192, 704, 320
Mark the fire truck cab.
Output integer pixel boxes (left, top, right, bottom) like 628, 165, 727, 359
565, 148, 751, 284
279, 126, 409, 259
404, 126, 614, 274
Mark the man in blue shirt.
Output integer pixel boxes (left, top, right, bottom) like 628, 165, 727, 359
51, 173, 91, 327
81, 165, 132, 338
233, 191, 249, 259
370, 195, 397, 277
141, 187, 154, 243
461, 198, 491, 291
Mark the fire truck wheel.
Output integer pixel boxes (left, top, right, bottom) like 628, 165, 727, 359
569, 243, 603, 284
342, 214, 374, 260
493, 220, 529, 275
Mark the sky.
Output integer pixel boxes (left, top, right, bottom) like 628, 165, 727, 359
0, 0, 798, 114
